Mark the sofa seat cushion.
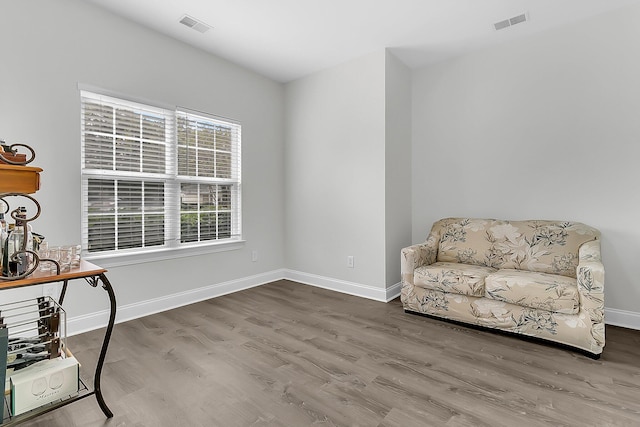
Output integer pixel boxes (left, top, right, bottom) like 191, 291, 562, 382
414, 262, 497, 297
485, 269, 579, 314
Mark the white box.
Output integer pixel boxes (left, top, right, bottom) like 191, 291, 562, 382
10, 356, 79, 416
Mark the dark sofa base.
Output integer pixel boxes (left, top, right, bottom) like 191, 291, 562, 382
404, 309, 602, 360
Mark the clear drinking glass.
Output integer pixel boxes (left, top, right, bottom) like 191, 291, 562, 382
48, 247, 61, 274
71, 244, 81, 268
38, 241, 50, 272
59, 247, 72, 272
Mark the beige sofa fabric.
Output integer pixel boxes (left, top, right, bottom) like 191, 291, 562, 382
485, 269, 580, 314
414, 262, 496, 297
433, 218, 599, 278
401, 218, 604, 356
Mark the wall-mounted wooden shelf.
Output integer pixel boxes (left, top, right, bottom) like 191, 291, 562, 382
0, 164, 42, 194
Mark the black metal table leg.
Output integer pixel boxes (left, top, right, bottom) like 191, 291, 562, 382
92, 273, 116, 418
58, 279, 69, 305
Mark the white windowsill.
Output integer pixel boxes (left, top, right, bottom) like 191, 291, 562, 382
84, 240, 246, 268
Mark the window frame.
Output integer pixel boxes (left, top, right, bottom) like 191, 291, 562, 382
80, 89, 243, 266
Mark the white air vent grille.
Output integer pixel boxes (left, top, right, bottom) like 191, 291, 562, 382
494, 12, 528, 31
494, 19, 511, 31
179, 14, 211, 34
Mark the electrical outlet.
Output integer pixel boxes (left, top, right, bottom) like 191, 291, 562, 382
252, 250, 258, 262
347, 256, 354, 268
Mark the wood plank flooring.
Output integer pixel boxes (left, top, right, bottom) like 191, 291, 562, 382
16, 280, 640, 426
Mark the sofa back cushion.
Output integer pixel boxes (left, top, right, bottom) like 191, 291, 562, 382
432, 218, 600, 278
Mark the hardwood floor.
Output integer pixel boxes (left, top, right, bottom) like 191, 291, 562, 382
17, 280, 640, 426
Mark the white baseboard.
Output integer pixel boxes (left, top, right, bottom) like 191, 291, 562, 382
385, 282, 402, 302
282, 269, 397, 302
67, 269, 639, 336
67, 269, 286, 336
605, 307, 640, 330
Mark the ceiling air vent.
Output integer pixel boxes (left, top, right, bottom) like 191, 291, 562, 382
494, 12, 528, 31
179, 14, 211, 34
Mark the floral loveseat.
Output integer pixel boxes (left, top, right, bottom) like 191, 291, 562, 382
401, 218, 605, 358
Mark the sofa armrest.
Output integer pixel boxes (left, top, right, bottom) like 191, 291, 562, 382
577, 239, 605, 347
401, 231, 439, 286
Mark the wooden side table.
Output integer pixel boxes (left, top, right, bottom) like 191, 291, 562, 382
1, 261, 116, 425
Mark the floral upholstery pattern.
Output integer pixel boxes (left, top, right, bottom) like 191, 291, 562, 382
401, 218, 604, 356
401, 230, 439, 287
414, 262, 497, 297
485, 269, 579, 314
433, 218, 599, 278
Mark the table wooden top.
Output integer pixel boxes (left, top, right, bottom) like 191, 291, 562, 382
0, 164, 43, 194
0, 260, 106, 290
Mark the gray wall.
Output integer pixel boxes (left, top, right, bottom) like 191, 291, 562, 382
384, 52, 412, 286
284, 51, 388, 289
412, 4, 640, 319
283, 50, 412, 296
0, 0, 285, 319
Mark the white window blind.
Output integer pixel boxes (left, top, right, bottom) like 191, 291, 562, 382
176, 110, 241, 244
81, 91, 241, 256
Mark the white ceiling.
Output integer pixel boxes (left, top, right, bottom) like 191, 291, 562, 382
86, 0, 640, 82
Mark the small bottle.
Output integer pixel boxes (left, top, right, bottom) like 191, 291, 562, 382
3, 223, 15, 276
6, 207, 34, 276
0, 212, 7, 274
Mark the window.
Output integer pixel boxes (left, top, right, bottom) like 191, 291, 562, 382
81, 91, 241, 257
